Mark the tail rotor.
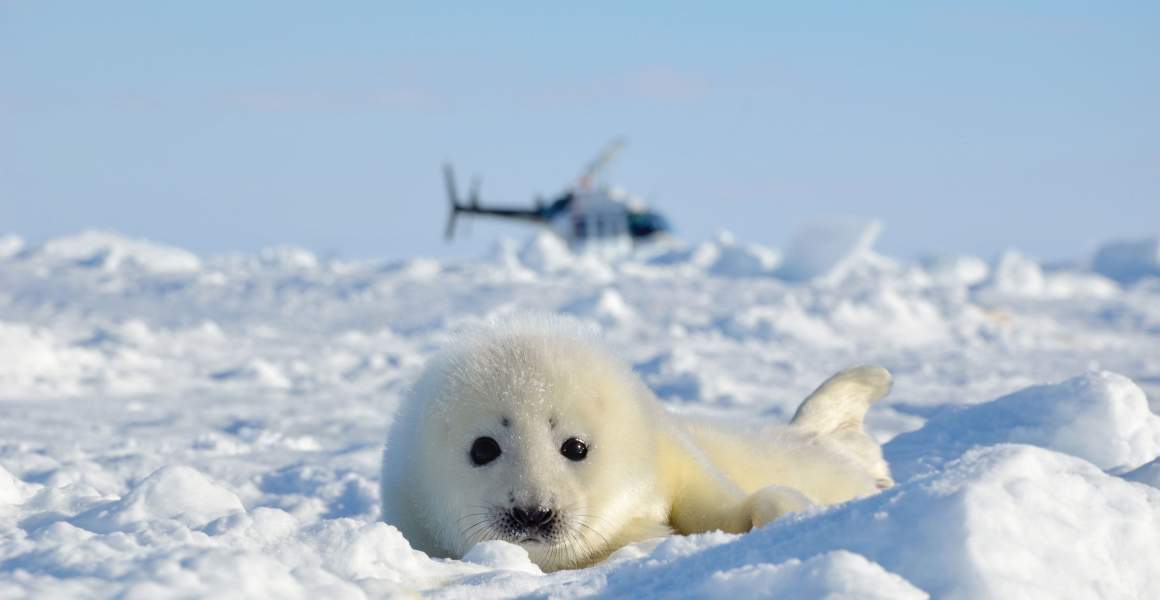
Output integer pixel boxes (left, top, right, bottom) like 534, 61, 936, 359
442, 163, 483, 241
443, 163, 461, 241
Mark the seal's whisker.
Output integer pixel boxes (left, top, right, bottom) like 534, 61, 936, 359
459, 519, 491, 541
577, 521, 610, 548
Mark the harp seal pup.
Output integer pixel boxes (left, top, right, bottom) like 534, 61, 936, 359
381, 318, 893, 572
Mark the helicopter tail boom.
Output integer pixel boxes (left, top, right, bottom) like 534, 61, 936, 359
442, 163, 547, 241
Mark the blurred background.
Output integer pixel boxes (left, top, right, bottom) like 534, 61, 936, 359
1, 1, 1157, 262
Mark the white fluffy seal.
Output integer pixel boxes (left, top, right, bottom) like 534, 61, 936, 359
381, 317, 893, 571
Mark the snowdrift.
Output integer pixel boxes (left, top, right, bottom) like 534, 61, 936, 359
886, 371, 1160, 480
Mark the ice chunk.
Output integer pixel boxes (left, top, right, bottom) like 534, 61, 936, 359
561, 288, 635, 326
517, 232, 613, 279
982, 250, 1118, 298
707, 231, 781, 277
488, 237, 535, 277
0, 321, 107, 397
645, 239, 723, 270
518, 232, 574, 273
1092, 236, 1160, 284
23, 230, 201, 273
0, 234, 24, 259
721, 301, 849, 348
921, 254, 990, 287
259, 246, 320, 270
987, 249, 1045, 295
381, 258, 441, 280
773, 217, 882, 283
0, 464, 37, 505
886, 371, 1160, 481
462, 541, 544, 575
307, 520, 451, 583
829, 288, 950, 346
72, 465, 244, 532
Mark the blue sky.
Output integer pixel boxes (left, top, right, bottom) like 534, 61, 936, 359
2, 2, 1157, 262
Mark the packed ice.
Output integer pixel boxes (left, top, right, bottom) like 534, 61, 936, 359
1, 227, 1159, 598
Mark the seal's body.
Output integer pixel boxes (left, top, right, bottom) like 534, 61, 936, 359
381, 318, 893, 571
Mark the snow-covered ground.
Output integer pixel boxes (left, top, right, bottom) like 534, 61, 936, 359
1, 228, 1159, 599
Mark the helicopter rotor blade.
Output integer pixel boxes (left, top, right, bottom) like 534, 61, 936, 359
443, 163, 460, 206
577, 137, 626, 189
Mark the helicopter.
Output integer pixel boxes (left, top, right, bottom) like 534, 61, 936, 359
442, 138, 671, 252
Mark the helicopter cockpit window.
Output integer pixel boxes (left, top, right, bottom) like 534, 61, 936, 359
548, 193, 574, 218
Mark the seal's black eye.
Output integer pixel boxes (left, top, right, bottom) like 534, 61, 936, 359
470, 436, 501, 466
561, 437, 588, 461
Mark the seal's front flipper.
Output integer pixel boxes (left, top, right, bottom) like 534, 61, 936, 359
790, 365, 892, 436
745, 485, 814, 528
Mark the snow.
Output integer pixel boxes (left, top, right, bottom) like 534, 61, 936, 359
72, 465, 245, 533
694, 551, 926, 600
706, 231, 781, 277
734, 445, 1160, 600
531, 444, 1160, 599
518, 231, 613, 280
0, 234, 23, 260
1, 228, 1159, 598
462, 541, 544, 575
886, 371, 1160, 480
562, 288, 636, 326
20, 229, 202, 273
920, 254, 990, 287
518, 231, 575, 273
980, 249, 1120, 299
1, 464, 36, 506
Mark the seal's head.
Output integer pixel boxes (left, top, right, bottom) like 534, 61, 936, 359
382, 318, 665, 570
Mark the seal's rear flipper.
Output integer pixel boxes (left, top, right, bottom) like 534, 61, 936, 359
790, 365, 892, 436
790, 366, 895, 490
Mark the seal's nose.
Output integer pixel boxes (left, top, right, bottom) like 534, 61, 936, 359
511, 506, 554, 528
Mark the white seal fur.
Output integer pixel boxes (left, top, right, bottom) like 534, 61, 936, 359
381, 317, 893, 571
